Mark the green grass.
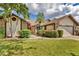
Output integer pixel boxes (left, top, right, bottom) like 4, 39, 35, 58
0, 39, 79, 56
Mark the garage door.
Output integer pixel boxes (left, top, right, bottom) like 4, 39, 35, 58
58, 25, 74, 35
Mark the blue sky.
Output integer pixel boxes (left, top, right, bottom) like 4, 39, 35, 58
26, 3, 79, 21
0, 3, 79, 22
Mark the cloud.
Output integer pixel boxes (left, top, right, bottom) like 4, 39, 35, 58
31, 4, 38, 10
26, 3, 79, 20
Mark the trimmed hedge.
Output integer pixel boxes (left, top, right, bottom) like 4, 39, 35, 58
37, 30, 63, 38
37, 29, 44, 36
43, 30, 59, 38
57, 30, 63, 37
19, 29, 31, 38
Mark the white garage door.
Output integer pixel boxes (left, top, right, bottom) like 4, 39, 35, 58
61, 26, 73, 34
58, 25, 74, 36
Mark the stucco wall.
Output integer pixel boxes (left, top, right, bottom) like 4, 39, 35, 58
0, 19, 5, 28
22, 21, 27, 29
57, 16, 76, 36
46, 24, 54, 31
6, 16, 21, 37
59, 16, 74, 26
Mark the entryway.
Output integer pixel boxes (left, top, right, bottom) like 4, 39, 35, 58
6, 17, 21, 38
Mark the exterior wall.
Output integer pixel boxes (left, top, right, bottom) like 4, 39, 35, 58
0, 19, 5, 28
13, 16, 21, 37
57, 16, 77, 36
6, 17, 11, 37
43, 23, 55, 31
59, 16, 74, 26
0, 19, 5, 37
22, 21, 27, 30
6, 16, 21, 37
31, 26, 37, 34
46, 24, 54, 31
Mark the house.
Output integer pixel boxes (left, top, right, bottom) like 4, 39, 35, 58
32, 14, 79, 37
0, 13, 31, 38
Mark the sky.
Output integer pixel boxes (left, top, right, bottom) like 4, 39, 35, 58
26, 3, 79, 22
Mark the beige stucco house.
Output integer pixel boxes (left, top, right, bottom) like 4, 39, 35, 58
32, 14, 79, 37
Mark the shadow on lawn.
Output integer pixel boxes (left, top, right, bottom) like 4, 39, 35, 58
26, 47, 37, 50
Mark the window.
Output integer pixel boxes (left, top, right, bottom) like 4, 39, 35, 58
12, 17, 16, 21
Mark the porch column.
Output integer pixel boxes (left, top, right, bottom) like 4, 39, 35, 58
54, 23, 55, 30
73, 26, 75, 35
44, 25, 46, 30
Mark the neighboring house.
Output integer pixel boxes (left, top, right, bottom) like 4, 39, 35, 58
32, 14, 79, 37
0, 13, 31, 38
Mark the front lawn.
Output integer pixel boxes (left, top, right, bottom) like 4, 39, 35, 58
0, 39, 79, 56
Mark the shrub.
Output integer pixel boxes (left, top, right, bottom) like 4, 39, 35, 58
37, 29, 63, 38
19, 29, 31, 38
57, 30, 63, 37
0, 28, 5, 38
37, 29, 44, 36
52, 31, 59, 38
43, 30, 59, 38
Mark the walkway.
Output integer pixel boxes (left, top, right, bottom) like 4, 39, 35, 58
4, 35, 79, 41
30, 35, 43, 39
30, 35, 79, 40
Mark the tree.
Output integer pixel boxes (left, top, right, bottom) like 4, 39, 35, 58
36, 12, 45, 23
0, 3, 29, 21
36, 12, 45, 31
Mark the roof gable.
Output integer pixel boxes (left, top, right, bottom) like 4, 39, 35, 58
43, 14, 79, 26
52, 14, 79, 25
0, 9, 24, 20
12, 10, 24, 20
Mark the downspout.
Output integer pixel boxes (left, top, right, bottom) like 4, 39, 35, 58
54, 23, 55, 30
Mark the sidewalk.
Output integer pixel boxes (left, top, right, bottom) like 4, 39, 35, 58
30, 35, 79, 40
4, 35, 79, 41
